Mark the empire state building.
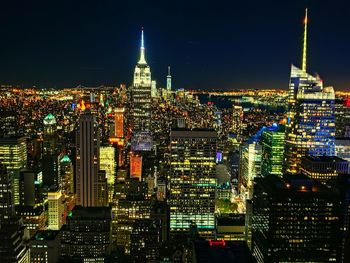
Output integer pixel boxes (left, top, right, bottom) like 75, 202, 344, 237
131, 29, 152, 133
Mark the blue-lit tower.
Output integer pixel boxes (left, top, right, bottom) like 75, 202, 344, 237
284, 9, 336, 174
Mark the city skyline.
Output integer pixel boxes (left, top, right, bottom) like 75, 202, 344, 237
0, 1, 350, 90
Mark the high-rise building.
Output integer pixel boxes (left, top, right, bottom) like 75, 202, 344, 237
232, 105, 243, 142
301, 156, 349, 184
19, 169, 36, 207
114, 107, 125, 138
0, 218, 31, 263
0, 136, 27, 205
169, 129, 217, 238
42, 113, 59, 189
58, 155, 74, 197
252, 174, 341, 262
115, 178, 151, 254
97, 170, 109, 206
151, 80, 157, 98
261, 125, 285, 177
238, 140, 262, 199
30, 230, 60, 263
335, 98, 350, 137
130, 219, 162, 262
284, 9, 336, 174
0, 164, 15, 222
60, 206, 112, 261
0, 165, 30, 262
130, 152, 142, 181
76, 111, 100, 207
131, 29, 152, 132
47, 190, 64, 230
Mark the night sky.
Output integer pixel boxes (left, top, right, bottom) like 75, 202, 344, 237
0, 0, 349, 90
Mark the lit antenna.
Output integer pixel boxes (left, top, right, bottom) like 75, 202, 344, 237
302, 8, 308, 72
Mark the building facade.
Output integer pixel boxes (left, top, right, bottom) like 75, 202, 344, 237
169, 129, 217, 238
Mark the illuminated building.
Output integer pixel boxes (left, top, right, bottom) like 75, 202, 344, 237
130, 219, 162, 262
60, 206, 112, 261
238, 140, 261, 199
157, 179, 166, 201
76, 111, 100, 207
18, 169, 45, 237
301, 156, 349, 184
47, 190, 64, 230
131, 131, 153, 151
232, 105, 243, 142
131, 29, 152, 132
58, 155, 74, 197
99, 146, 116, 201
58, 155, 75, 223
336, 138, 350, 162
261, 125, 285, 177
151, 80, 157, 98
99, 146, 116, 185
0, 111, 17, 137
0, 136, 27, 205
252, 174, 341, 262
335, 98, 350, 137
29, 230, 60, 263
284, 9, 335, 174
42, 113, 59, 189
130, 152, 142, 181
169, 129, 217, 238
114, 107, 125, 138
17, 205, 46, 237
116, 199, 151, 254
0, 165, 30, 263
0, 165, 15, 222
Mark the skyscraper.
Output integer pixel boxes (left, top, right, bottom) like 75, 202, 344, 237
169, 129, 217, 238
131, 29, 152, 132
60, 206, 112, 261
284, 9, 336, 174
42, 113, 59, 189
252, 174, 341, 262
238, 139, 262, 200
0, 164, 15, 222
261, 124, 285, 177
0, 136, 27, 205
232, 105, 243, 142
47, 190, 64, 230
76, 111, 100, 207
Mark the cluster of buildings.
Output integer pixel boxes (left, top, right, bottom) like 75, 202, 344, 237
0, 9, 349, 263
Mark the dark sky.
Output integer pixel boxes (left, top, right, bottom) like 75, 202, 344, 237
0, 0, 349, 90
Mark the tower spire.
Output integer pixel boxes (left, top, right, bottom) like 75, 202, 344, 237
302, 8, 308, 72
167, 66, 172, 91
138, 27, 147, 64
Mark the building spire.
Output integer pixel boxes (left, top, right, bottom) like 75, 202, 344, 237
302, 8, 308, 72
167, 66, 172, 91
138, 27, 147, 64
